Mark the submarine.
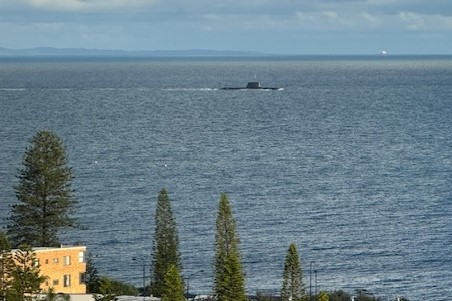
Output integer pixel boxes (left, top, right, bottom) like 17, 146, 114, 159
221, 81, 283, 90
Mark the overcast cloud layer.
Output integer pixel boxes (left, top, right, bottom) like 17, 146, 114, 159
1, 0, 451, 54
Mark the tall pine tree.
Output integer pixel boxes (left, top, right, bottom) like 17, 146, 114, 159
213, 193, 246, 301
7, 131, 78, 247
151, 188, 181, 297
281, 243, 306, 301
161, 264, 185, 301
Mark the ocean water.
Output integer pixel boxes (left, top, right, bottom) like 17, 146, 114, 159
0, 56, 451, 300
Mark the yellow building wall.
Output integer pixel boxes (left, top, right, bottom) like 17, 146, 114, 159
34, 246, 87, 294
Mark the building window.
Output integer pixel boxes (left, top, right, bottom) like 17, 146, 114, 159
53, 279, 59, 286
63, 274, 71, 287
53, 258, 59, 263
45, 259, 49, 264
78, 251, 86, 263
63, 255, 71, 265
79, 272, 86, 284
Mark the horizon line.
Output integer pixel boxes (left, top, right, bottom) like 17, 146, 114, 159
0, 46, 451, 57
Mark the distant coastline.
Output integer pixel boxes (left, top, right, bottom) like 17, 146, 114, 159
1, 47, 451, 59
0, 47, 267, 57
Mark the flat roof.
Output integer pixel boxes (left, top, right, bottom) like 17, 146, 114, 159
12, 245, 86, 252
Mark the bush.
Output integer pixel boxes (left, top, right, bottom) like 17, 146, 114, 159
328, 290, 352, 301
95, 276, 138, 299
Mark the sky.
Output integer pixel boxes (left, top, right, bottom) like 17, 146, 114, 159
0, 0, 451, 54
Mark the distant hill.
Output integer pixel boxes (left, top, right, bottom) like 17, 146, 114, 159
0, 47, 266, 57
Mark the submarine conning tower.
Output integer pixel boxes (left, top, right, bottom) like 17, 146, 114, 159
246, 82, 261, 89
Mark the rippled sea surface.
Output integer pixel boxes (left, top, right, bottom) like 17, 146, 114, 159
1, 56, 451, 300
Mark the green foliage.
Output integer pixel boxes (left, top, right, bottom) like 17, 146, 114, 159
0, 232, 14, 301
318, 291, 329, 301
214, 193, 247, 301
93, 277, 137, 300
7, 245, 47, 301
151, 188, 181, 297
7, 130, 78, 247
0, 232, 11, 251
281, 243, 306, 301
108, 277, 138, 296
94, 277, 116, 301
42, 287, 71, 301
85, 253, 101, 293
353, 289, 382, 301
162, 264, 185, 301
327, 290, 351, 301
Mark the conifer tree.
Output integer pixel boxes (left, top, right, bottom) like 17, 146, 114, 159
162, 264, 185, 301
7, 130, 78, 247
0, 232, 14, 301
94, 278, 116, 301
8, 245, 46, 301
281, 243, 306, 301
151, 188, 181, 297
85, 253, 101, 293
213, 193, 246, 301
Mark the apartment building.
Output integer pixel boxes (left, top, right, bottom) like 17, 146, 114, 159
33, 245, 87, 294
